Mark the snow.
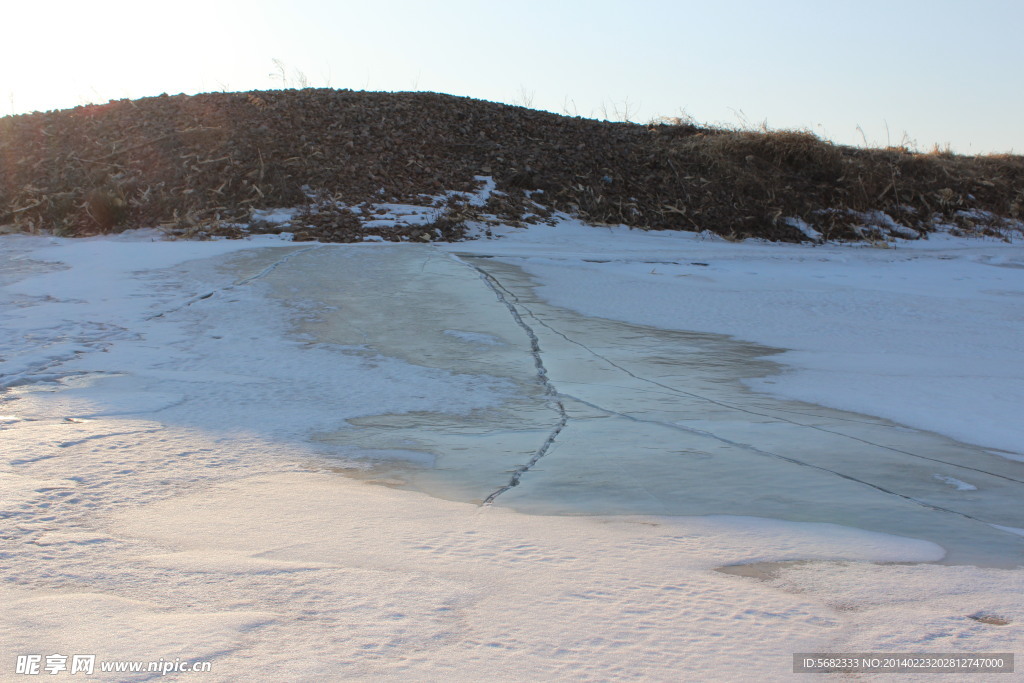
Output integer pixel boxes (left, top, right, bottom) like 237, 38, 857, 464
2, 221, 1023, 680
935, 474, 979, 491
783, 216, 822, 242
250, 207, 298, 225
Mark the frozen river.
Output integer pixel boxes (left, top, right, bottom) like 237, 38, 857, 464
254, 245, 1024, 568
4, 230, 1023, 678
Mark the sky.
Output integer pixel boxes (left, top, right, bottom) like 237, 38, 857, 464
2, 0, 1022, 154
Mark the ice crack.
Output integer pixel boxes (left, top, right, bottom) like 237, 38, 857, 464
488, 272, 1024, 487
147, 245, 323, 320
560, 391, 1011, 528
462, 255, 1022, 528
466, 262, 568, 505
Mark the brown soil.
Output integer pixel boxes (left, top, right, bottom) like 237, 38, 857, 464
1, 89, 1022, 242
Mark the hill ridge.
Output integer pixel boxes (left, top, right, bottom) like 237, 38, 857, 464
1, 89, 1021, 242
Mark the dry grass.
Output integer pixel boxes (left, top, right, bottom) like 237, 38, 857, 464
1, 89, 1021, 241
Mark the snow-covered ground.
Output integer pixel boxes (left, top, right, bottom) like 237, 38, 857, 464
1, 221, 1022, 680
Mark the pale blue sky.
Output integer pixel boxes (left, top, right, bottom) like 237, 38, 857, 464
3, 0, 1021, 153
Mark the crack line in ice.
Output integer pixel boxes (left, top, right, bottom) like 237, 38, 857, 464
461, 258, 1023, 530
739, 403, 890, 427
471, 260, 1024, 487
147, 245, 323, 320
232, 245, 325, 286
467, 263, 568, 505
559, 390, 1013, 529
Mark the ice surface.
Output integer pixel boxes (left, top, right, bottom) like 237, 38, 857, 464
2, 226, 1023, 679
447, 220, 1024, 459
241, 245, 1020, 566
